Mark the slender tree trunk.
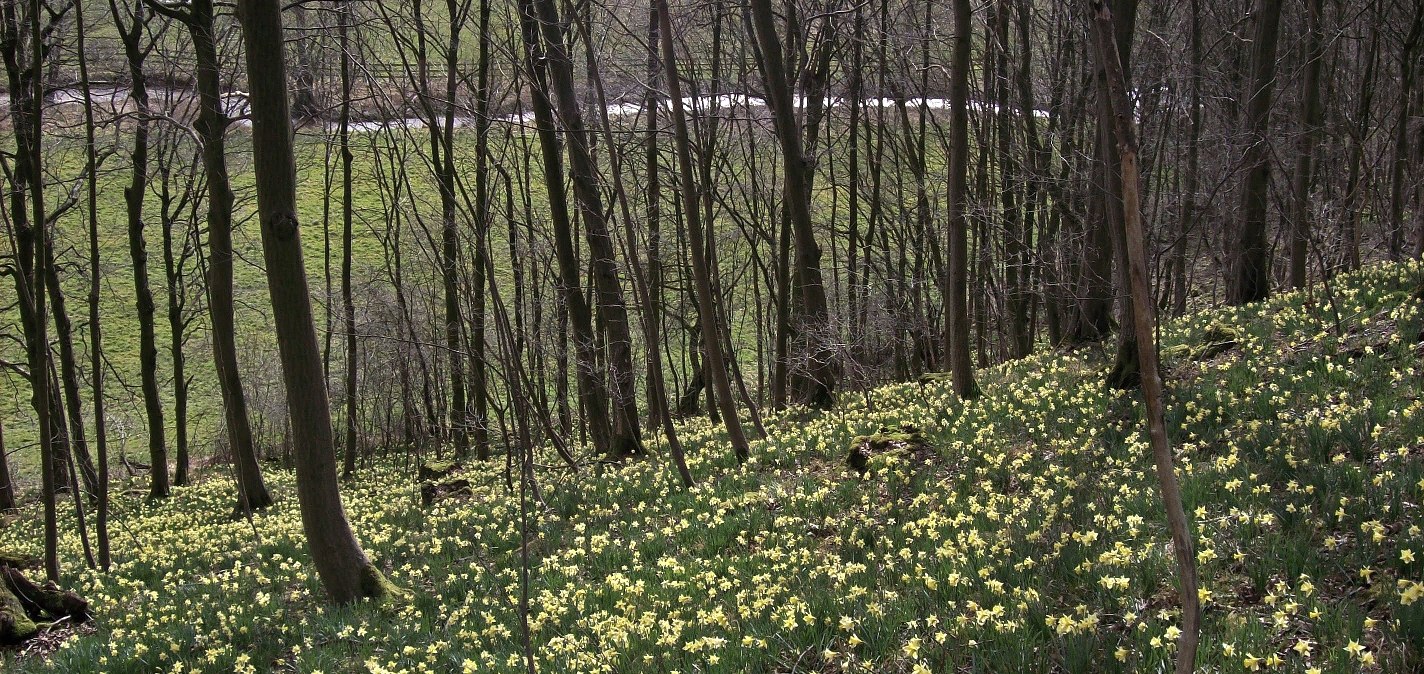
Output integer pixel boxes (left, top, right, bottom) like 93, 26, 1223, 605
1088, 3, 1200, 671
527, 0, 643, 458
112, 0, 169, 498
1101, 0, 1140, 391
657, 0, 751, 463
643, 1, 664, 430
471, 0, 492, 461
1289, 0, 1326, 288
1387, 6, 1424, 260
73, 0, 111, 566
1340, 16, 1380, 273
0, 420, 12, 511
1173, 0, 1202, 316
161, 183, 190, 487
236, 0, 394, 604
186, 0, 272, 512
436, 0, 469, 457
339, 0, 360, 479
43, 244, 99, 495
1228, 0, 1284, 305
996, 0, 1030, 359
942, 0, 978, 399
747, 0, 838, 408
9, 0, 60, 582
515, 0, 613, 457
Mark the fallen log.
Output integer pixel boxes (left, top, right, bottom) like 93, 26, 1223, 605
0, 562, 89, 646
0, 581, 37, 644
1, 566, 88, 623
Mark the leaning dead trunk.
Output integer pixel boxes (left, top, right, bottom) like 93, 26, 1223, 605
1088, 2, 1200, 671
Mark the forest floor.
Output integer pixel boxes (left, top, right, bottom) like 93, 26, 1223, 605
4, 261, 1424, 673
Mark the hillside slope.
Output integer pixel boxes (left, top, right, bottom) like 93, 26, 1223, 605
4, 262, 1423, 673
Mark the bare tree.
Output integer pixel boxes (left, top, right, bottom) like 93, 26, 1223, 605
1088, 2, 1200, 670
235, 0, 395, 604
1228, 0, 1283, 305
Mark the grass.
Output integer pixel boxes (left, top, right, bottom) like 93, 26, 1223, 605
1, 128, 528, 470
1, 109, 927, 474
2, 261, 1422, 672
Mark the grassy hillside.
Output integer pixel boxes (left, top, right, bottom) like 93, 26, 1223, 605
1, 115, 898, 475
0, 128, 536, 471
3, 263, 1422, 673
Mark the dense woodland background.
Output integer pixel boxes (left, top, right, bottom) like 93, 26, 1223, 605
0, 0, 1421, 669
5, 0, 1422, 486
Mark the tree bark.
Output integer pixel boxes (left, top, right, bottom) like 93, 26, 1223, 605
339, 0, 359, 479
1288, 0, 1325, 288
236, 0, 394, 604
943, 0, 979, 399
470, 0, 492, 460
657, 0, 751, 463
1387, 5, 1423, 260
74, 0, 111, 567
747, 0, 839, 408
1088, 4, 1200, 671
1227, 0, 1283, 306
186, 0, 272, 512
111, 0, 169, 498
527, 0, 643, 458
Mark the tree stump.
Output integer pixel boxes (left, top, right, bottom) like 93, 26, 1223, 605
418, 460, 460, 483
420, 478, 472, 508
846, 424, 934, 475
418, 461, 470, 507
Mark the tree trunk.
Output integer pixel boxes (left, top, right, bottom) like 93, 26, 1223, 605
112, 0, 169, 498
1100, 0, 1140, 391
339, 0, 360, 480
1087, 4, 1200, 671
1288, 0, 1325, 288
515, 0, 614, 457
747, 0, 839, 408
1387, 5, 1423, 260
470, 0, 493, 461
657, 0, 751, 463
1227, 0, 1283, 306
74, 0, 111, 566
188, 0, 272, 513
236, 0, 394, 604
160, 182, 190, 487
42, 243, 99, 495
527, 0, 643, 458
0, 421, 12, 512
1173, 0, 1202, 315
7, 0, 60, 582
943, 0, 979, 399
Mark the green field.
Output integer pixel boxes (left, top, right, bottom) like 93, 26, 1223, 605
1, 115, 862, 477
3, 261, 1421, 672
3, 129, 448, 473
